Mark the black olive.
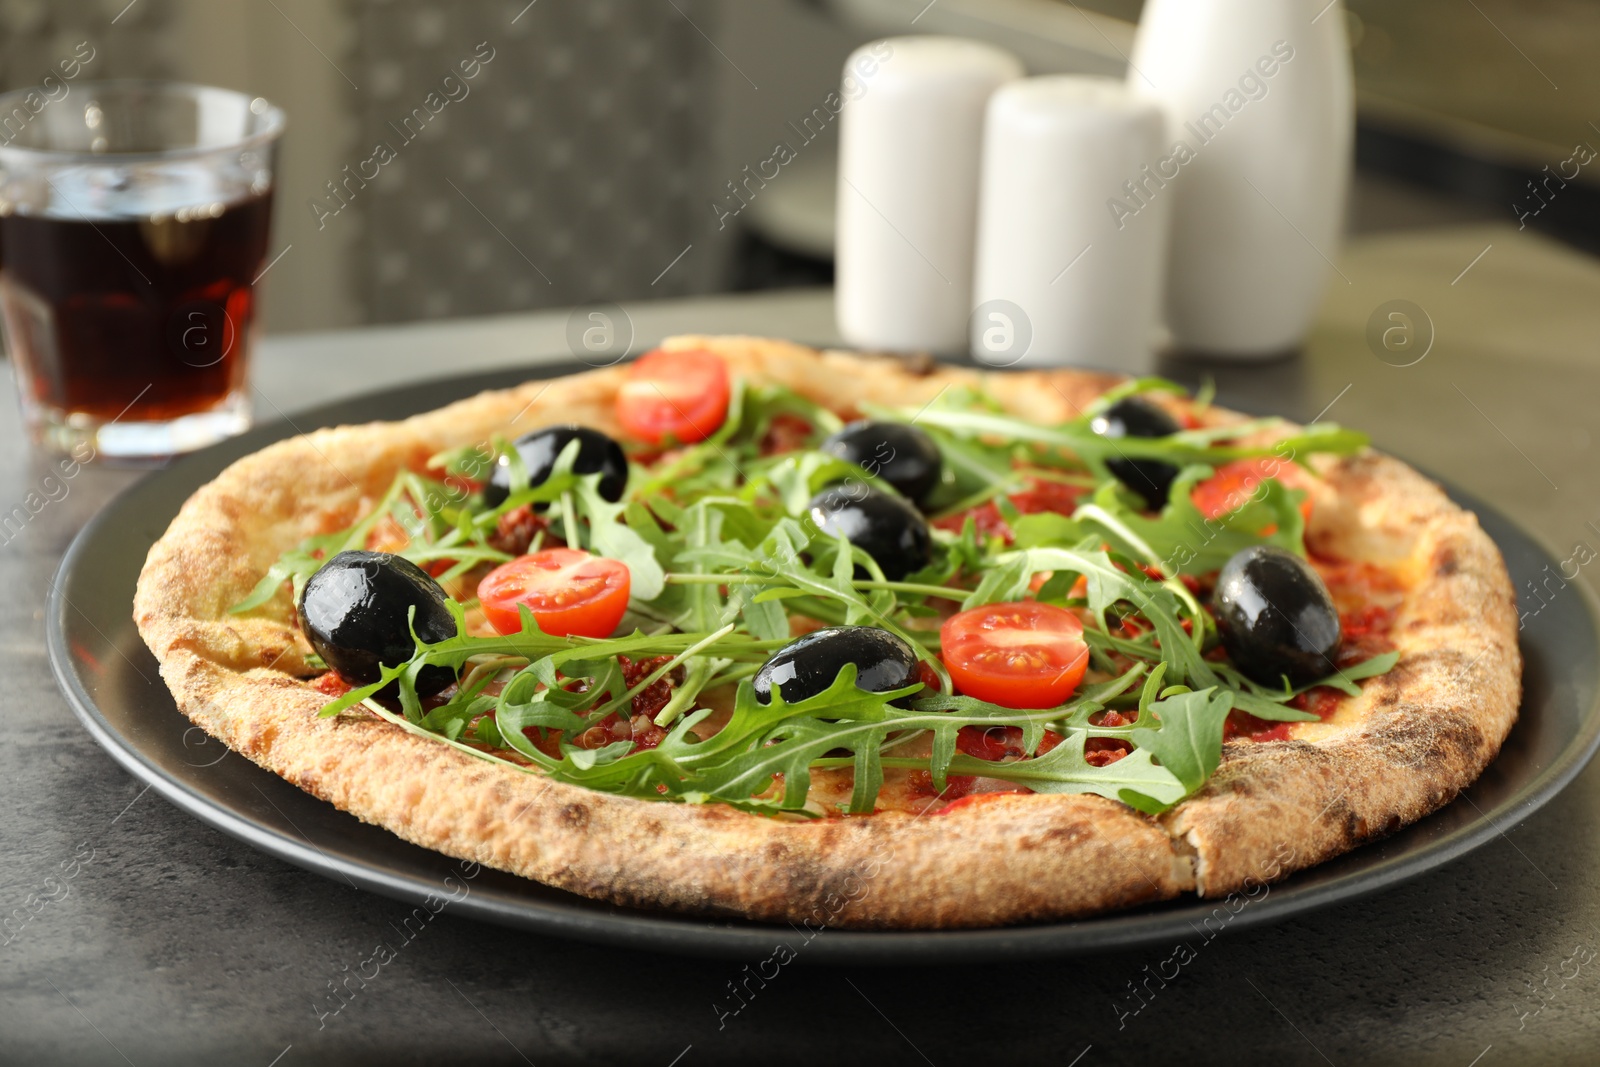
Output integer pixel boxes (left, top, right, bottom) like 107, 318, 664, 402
807, 485, 932, 581
1213, 545, 1342, 687
753, 626, 921, 705
820, 420, 943, 505
483, 425, 628, 508
298, 550, 458, 695
1090, 396, 1182, 511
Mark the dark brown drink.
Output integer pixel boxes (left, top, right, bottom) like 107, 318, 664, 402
0, 189, 273, 423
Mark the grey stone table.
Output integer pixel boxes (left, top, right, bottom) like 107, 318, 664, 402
5, 228, 1600, 1066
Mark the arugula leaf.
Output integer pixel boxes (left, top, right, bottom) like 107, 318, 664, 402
1218, 651, 1399, 721
681, 666, 1153, 814
961, 552, 1036, 610
972, 545, 1216, 689
964, 740, 1187, 810
622, 500, 691, 625
230, 542, 327, 613
1074, 465, 1308, 575
1082, 376, 1190, 416
764, 451, 893, 516
735, 382, 845, 442
912, 426, 1025, 514
567, 475, 665, 600
1326, 650, 1400, 692
1011, 511, 1086, 550
230, 472, 420, 614
909, 407, 1367, 480
1125, 688, 1233, 796
315, 615, 785, 720
684, 666, 909, 812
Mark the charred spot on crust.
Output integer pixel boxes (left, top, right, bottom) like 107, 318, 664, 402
1342, 809, 1363, 842
560, 802, 590, 830
1379, 647, 1481, 696
1373, 708, 1486, 772
1043, 824, 1090, 846
1433, 545, 1461, 577
1336, 808, 1407, 849
1373, 679, 1403, 708
1214, 772, 1257, 799
1310, 795, 1390, 851
1017, 823, 1094, 852
1317, 794, 1354, 833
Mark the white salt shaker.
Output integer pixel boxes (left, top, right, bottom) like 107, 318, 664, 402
1130, 0, 1354, 357
835, 36, 1023, 355
970, 76, 1170, 372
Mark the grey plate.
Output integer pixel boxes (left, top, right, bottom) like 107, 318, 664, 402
47, 363, 1600, 963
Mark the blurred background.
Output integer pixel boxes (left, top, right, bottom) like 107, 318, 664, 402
3, 0, 1586, 335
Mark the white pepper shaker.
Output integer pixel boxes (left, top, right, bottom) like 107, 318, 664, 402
970, 76, 1170, 372
835, 36, 1023, 355
1129, 0, 1354, 357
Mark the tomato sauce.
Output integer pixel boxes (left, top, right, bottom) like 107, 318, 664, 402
620, 655, 679, 721
907, 769, 977, 801
758, 413, 814, 457
361, 506, 456, 576
932, 790, 1024, 816
310, 671, 353, 697
956, 725, 1025, 761
1189, 458, 1315, 530
1082, 711, 1133, 766
487, 504, 559, 556
516, 655, 681, 757
933, 478, 1086, 543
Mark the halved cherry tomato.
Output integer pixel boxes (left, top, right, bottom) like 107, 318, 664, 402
1191, 459, 1274, 519
1191, 458, 1313, 526
615, 348, 731, 445
478, 548, 630, 638
940, 602, 1089, 709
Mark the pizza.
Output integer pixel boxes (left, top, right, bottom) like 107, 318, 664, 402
132, 336, 1521, 928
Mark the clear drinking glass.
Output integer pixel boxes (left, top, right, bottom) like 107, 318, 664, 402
0, 81, 285, 462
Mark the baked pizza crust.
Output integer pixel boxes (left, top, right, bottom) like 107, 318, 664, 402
133, 336, 1520, 928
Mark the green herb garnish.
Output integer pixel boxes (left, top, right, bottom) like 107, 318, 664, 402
235, 376, 1388, 816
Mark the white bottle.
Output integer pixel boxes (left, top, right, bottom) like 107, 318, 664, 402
835, 37, 1023, 354
971, 76, 1169, 372
1129, 0, 1353, 357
